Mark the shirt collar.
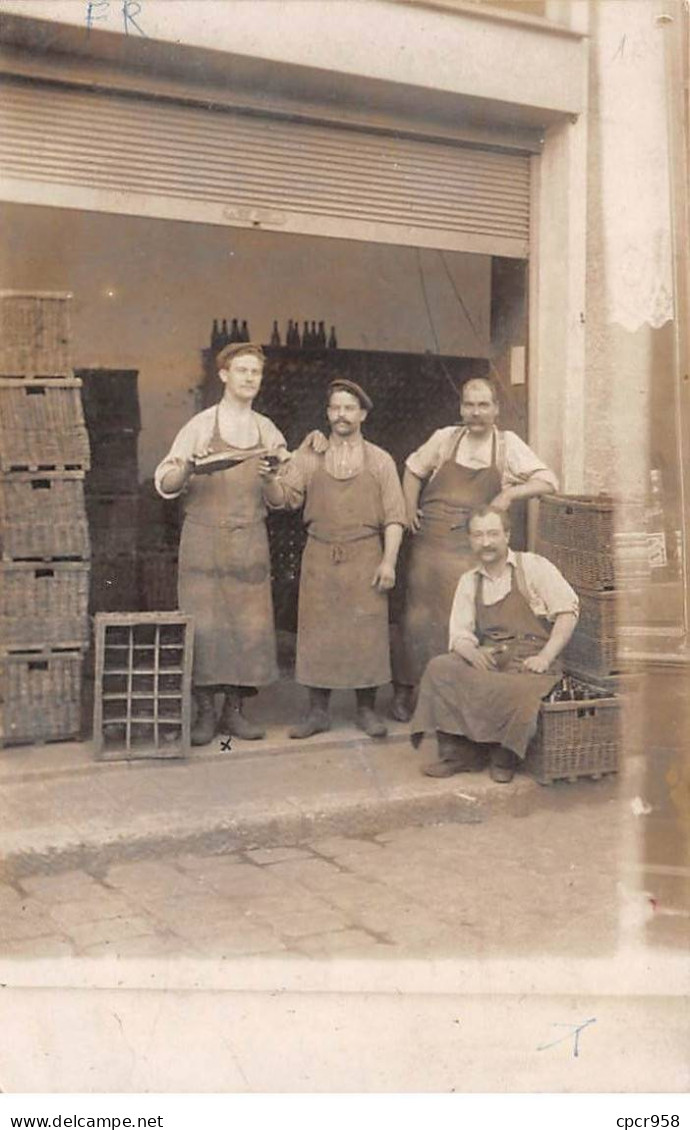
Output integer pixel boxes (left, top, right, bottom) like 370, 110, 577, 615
475, 547, 516, 580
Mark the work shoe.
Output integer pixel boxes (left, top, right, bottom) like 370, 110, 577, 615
356, 706, 388, 739
389, 686, 414, 723
490, 746, 517, 783
219, 692, 265, 741
289, 710, 331, 739
191, 690, 217, 747
423, 759, 472, 778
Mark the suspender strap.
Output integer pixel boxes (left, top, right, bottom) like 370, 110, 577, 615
513, 552, 530, 603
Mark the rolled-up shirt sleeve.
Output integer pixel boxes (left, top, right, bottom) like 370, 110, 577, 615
522, 553, 579, 621
264, 448, 313, 511
154, 416, 208, 500
448, 570, 480, 651
503, 431, 559, 491
405, 428, 458, 481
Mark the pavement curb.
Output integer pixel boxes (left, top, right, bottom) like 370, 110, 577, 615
3, 785, 490, 878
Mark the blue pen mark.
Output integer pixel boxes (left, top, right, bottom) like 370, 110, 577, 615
85, 1, 147, 36
122, 0, 147, 36
86, 0, 109, 30
537, 1017, 596, 1058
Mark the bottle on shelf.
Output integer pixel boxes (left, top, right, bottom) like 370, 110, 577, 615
327, 325, 338, 349
221, 318, 229, 346
229, 318, 240, 343
240, 320, 250, 342
317, 321, 327, 348
303, 320, 311, 347
292, 320, 301, 348
211, 318, 222, 351
270, 320, 281, 347
310, 321, 317, 346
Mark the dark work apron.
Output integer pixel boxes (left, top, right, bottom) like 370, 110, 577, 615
398, 428, 502, 683
410, 558, 562, 759
296, 450, 391, 689
178, 408, 278, 688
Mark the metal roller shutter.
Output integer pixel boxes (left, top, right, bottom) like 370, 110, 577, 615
0, 76, 531, 257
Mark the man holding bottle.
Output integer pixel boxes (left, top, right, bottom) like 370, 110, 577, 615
155, 342, 288, 746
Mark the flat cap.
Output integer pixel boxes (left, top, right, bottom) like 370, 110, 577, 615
216, 342, 266, 370
328, 378, 373, 411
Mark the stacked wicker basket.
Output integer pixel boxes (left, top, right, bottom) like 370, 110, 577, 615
0, 291, 91, 747
529, 494, 621, 784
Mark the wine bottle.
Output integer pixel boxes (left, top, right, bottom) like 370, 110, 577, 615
303, 320, 311, 347
317, 320, 327, 348
327, 325, 338, 349
270, 320, 281, 347
229, 318, 240, 343
240, 320, 250, 342
292, 320, 301, 348
211, 318, 222, 350
221, 318, 229, 346
310, 321, 317, 347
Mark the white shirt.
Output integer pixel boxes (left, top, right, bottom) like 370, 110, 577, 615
406, 426, 559, 491
448, 550, 579, 651
154, 406, 286, 499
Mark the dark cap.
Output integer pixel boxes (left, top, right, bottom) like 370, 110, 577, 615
216, 342, 266, 371
328, 379, 373, 411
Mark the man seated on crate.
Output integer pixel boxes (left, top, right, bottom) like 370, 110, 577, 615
409, 505, 579, 783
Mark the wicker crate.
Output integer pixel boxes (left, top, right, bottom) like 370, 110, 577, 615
0, 471, 90, 560
139, 550, 178, 611
85, 495, 137, 558
536, 494, 615, 591
0, 648, 83, 747
86, 431, 139, 494
90, 552, 139, 613
564, 590, 618, 676
0, 378, 90, 470
0, 290, 72, 378
1, 560, 90, 648
526, 691, 620, 784
93, 612, 193, 760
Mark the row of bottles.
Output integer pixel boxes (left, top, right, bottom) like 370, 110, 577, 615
209, 318, 339, 352
544, 675, 606, 703
211, 318, 251, 350
270, 320, 338, 349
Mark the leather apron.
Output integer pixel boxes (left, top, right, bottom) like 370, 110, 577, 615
296, 450, 391, 689
399, 428, 501, 683
410, 560, 562, 759
178, 408, 278, 688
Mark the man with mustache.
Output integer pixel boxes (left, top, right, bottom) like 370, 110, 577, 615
410, 505, 579, 782
262, 379, 406, 739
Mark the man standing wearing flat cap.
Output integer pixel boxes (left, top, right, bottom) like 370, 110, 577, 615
261, 379, 406, 738
155, 342, 288, 745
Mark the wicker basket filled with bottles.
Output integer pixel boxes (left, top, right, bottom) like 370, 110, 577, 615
526, 675, 620, 785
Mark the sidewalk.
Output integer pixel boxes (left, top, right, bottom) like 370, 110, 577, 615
1, 685, 554, 876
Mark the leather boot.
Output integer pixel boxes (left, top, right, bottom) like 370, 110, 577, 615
490, 746, 517, 783
290, 688, 331, 739
389, 682, 414, 723
191, 688, 217, 747
219, 687, 265, 741
355, 688, 388, 738
423, 731, 486, 777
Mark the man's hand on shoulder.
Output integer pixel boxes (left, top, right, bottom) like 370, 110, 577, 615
300, 430, 329, 454
523, 653, 551, 674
